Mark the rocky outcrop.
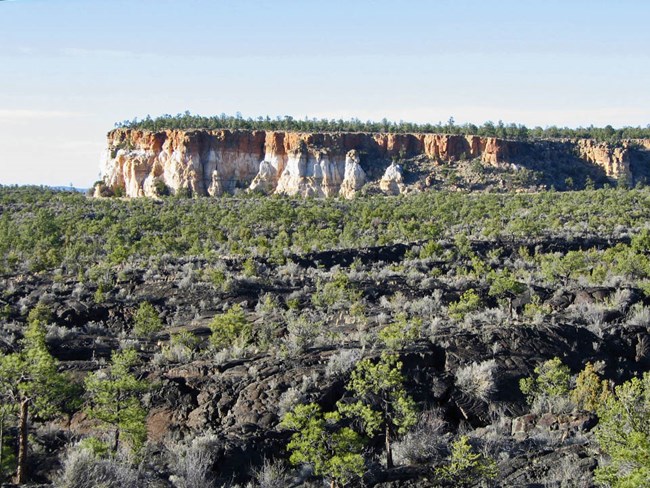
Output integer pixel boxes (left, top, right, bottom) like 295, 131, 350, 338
511, 412, 597, 438
274, 145, 344, 197
208, 169, 226, 197
379, 162, 405, 195
249, 161, 277, 194
339, 150, 366, 199
576, 139, 631, 180
99, 129, 650, 197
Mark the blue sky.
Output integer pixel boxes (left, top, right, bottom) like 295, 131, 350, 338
1, 0, 649, 187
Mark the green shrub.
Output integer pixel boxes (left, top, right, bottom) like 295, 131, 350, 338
594, 372, 650, 487
454, 233, 473, 259
153, 180, 169, 197
631, 228, 650, 254
312, 272, 361, 310
378, 313, 422, 350
0, 427, 16, 482
419, 240, 443, 259
522, 294, 550, 319
242, 257, 257, 277
206, 268, 231, 292
519, 357, 571, 413
171, 331, 200, 351
209, 304, 251, 350
27, 303, 52, 324
133, 302, 163, 337
174, 187, 191, 198
570, 362, 611, 412
76, 437, 111, 458
435, 435, 497, 487
448, 289, 481, 320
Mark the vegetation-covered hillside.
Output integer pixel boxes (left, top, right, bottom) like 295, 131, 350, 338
1, 185, 650, 487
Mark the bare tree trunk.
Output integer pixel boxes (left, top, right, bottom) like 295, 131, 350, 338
113, 399, 121, 453
0, 411, 4, 480
385, 423, 393, 469
15, 399, 28, 484
113, 427, 120, 453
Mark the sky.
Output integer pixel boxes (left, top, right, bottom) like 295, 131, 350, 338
1, 0, 649, 187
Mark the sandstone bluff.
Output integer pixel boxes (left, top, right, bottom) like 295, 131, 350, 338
99, 129, 650, 198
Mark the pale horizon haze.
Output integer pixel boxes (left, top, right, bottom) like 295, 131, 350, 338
1, 0, 649, 187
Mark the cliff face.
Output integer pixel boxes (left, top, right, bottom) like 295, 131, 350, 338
575, 139, 630, 179
100, 129, 649, 197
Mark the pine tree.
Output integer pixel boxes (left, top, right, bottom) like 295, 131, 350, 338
0, 407, 16, 483
435, 435, 497, 486
519, 357, 571, 413
487, 268, 526, 317
594, 372, 650, 487
85, 349, 149, 454
337, 353, 417, 469
133, 301, 162, 337
281, 403, 365, 488
0, 305, 75, 483
570, 362, 611, 412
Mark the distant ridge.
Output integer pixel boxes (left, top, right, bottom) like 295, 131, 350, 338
50, 186, 88, 193
0, 184, 89, 193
